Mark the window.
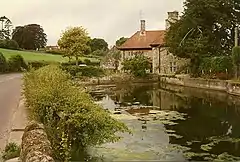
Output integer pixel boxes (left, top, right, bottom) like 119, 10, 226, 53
170, 61, 177, 73
170, 62, 173, 72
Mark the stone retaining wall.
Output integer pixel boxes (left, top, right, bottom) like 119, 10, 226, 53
161, 76, 240, 96
20, 121, 54, 162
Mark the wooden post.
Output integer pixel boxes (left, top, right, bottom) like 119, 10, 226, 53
235, 26, 238, 47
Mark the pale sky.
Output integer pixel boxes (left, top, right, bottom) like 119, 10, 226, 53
1, 0, 184, 46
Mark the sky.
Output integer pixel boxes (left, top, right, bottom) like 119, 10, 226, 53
1, 0, 185, 47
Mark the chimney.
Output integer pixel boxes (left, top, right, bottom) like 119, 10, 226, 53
165, 11, 179, 30
140, 20, 146, 35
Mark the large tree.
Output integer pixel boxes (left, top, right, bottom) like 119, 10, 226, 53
165, 0, 240, 74
12, 24, 47, 50
116, 37, 128, 47
89, 38, 108, 52
58, 26, 90, 65
0, 16, 12, 39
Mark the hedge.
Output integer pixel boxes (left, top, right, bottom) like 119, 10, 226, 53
23, 65, 129, 161
0, 39, 19, 50
60, 65, 105, 77
27, 60, 58, 70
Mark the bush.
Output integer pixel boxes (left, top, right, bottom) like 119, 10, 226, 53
8, 55, 28, 72
0, 52, 8, 73
84, 58, 91, 65
2, 142, 21, 160
199, 56, 233, 79
45, 49, 64, 55
28, 60, 58, 70
122, 55, 151, 77
61, 65, 104, 77
23, 65, 129, 161
62, 60, 100, 66
91, 49, 107, 57
0, 39, 19, 50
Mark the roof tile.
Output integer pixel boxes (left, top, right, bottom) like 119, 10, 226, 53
119, 30, 165, 50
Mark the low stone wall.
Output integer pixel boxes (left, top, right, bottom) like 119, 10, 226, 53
80, 74, 160, 86
20, 121, 54, 162
161, 76, 240, 96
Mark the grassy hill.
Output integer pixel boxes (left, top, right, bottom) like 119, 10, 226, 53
0, 48, 99, 63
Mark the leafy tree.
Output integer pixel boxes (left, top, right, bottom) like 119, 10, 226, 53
12, 24, 47, 50
89, 38, 108, 52
116, 37, 128, 47
58, 26, 91, 65
165, 0, 240, 75
92, 49, 107, 57
0, 52, 8, 73
0, 39, 19, 50
232, 46, 240, 78
0, 16, 12, 39
122, 55, 151, 77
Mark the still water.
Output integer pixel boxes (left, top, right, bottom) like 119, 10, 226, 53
84, 83, 240, 161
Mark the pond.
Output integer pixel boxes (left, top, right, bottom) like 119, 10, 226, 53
83, 83, 240, 161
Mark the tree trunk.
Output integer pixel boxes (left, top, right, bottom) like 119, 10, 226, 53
76, 56, 79, 66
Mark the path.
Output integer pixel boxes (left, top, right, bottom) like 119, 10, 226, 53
0, 73, 22, 150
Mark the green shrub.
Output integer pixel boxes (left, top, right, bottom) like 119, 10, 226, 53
45, 49, 64, 55
84, 58, 91, 65
122, 55, 151, 77
0, 52, 8, 73
199, 56, 233, 79
62, 60, 100, 66
61, 65, 104, 77
23, 65, 129, 161
0, 39, 19, 50
2, 142, 21, 160
28, 60, 58, 70
8, 55, 28, 72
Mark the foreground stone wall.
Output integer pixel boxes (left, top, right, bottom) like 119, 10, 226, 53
20, 121, 54, 162
161, 76, 240, 96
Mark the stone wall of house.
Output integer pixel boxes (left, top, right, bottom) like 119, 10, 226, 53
118, 50, 153, 71
159, 48, 188, 74
119, 48, 189, 75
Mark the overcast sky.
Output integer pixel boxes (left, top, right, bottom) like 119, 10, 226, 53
1, 0, 184, 46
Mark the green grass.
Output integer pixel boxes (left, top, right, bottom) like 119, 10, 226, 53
0, 48, 99, 63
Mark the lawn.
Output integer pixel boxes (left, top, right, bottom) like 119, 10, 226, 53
0, 48, 99, 63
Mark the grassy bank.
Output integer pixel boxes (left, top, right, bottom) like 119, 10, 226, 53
0, 48, 99, 63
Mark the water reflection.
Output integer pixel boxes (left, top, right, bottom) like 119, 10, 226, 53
88, 83, 240, 161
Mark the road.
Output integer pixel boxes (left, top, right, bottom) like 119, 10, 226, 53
0, 73, 22, 150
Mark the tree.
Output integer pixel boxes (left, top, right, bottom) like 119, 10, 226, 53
116, 37, 128, 47
232, 46, 240, 78
122, 55, 151, 77
0, 16, 12, 39
92, 49, 107, 57
112, 50, 121, 71
165, 0, 240, 75
58, 27, 91, 65
89, 38, 108, 52
12, 24, 47, 50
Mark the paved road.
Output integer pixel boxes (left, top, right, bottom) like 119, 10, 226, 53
0, 73, 22, 150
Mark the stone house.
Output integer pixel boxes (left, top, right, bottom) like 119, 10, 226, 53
118, 11, 188, 75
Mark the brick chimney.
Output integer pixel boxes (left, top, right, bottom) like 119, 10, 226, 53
165, 11, 179, 30
140, 20, 146, 35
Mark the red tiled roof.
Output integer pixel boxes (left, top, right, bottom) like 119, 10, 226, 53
118, 30, 166, 50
